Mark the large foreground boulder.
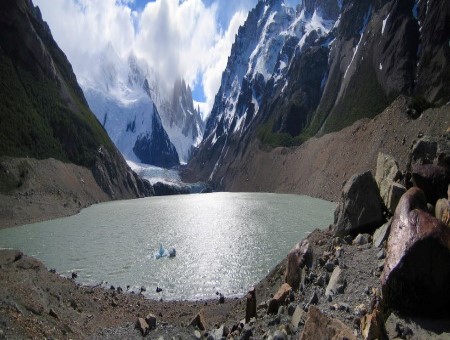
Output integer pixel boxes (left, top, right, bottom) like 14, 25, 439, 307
334, 171, 384, 237
299, 306, 356, 340
381, 187, 450, 317
285, 239, 313, 290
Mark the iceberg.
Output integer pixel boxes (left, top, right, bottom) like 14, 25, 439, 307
154, 243, 176, 259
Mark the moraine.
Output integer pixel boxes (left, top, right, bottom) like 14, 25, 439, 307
0, 193, 334, 300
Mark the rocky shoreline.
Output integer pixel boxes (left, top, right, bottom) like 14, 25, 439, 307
1, 133, 450, 339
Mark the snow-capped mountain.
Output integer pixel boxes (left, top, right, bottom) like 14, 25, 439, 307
158, 78, 204, 164
81, 45, 179, 168
81, 44, 204, 167
188, 0, 450, 188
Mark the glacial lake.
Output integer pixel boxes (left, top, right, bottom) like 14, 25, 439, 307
0, 192, 335, 300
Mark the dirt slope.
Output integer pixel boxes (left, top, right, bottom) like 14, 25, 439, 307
219, 97, 450, 202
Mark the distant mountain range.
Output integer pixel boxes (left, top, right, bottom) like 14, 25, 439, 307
81, 44, 204, 167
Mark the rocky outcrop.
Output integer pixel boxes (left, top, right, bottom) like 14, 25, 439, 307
132, 108, 179, 168
92, 146, 154, 200
187, 0, 450, 193
334, 171, 384, 237
285, 239, 313, 290
0, 0, 152, 203
299, 306, 356, 340
375, 153, 405, 214
381, 187, 450, 317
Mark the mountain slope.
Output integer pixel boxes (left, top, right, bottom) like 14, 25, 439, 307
187, 0, 450, 192
81, 49, 179, 168
0, 0, 152, 201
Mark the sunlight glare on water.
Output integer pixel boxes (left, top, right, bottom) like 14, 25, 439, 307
0, 192, 335, 300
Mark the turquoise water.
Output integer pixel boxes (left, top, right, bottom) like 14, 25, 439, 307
0, 192, 334, 300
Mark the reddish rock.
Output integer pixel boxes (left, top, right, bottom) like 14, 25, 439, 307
411, 163, 449, 204
285, 239, 312, 290
299, 305, 356, 340
267, 283, 291, 314
381, 187, 450, 316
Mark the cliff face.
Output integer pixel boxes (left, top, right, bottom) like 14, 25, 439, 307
0, 0, 152, 200
187, 0, 450, 193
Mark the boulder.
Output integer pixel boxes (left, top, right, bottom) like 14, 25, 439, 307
334, 172, 384, 237
360, 309, 387, 340
285, 239, 312, 290
435, 198, 450, 227
245, 287, 256, 323
386, 182, 407, 215
353, 233, 371, 245
189, 309, 206, 331
372, 219, 391, 248
299, 306, 356, 340
375, 153, 402, 213
135, 317, 149, 336
267, 283, 291, 314
325, 266, 346, 298
381, 187, 450, 317
411, 163, 449, 204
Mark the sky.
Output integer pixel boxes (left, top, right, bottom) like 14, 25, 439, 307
34, 0, 299, 118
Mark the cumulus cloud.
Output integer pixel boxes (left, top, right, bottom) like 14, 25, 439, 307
33, 0, 295, 117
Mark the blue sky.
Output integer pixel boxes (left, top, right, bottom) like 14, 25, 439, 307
35, 0, 300, 115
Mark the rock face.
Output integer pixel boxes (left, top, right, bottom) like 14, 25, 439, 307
381, 187, 450, 317
334, 172, 384, 237
0, 0, 151, 200
299, 306, 356, 340
187, 0, 450, 192
285, 239, 313, 290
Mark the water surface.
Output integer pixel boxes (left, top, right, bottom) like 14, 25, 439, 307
0, 192, 334, 300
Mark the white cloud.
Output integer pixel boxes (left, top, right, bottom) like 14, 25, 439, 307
33, 0, 250, 118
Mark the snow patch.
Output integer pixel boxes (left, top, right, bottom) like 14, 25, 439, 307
379, 63, 383, 70
382, 13, 390, 35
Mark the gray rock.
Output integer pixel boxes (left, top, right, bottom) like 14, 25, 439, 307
273, 330, 288, 340
291, 305, 305, 331
308, 291, 319, 305
285, 239, 313, 290
240, 324, 253, 340
194, 330, 202, 340
375, 153, 402, 214
325, 266, 346, 298
387, 182, 407, 214
145, 313, 157, 330
373, 219, 391, 248
353, 233, 371, 245
287, 303, 296, 316
324, 261, 335, 272
334, 172, 384, 237
377, 249, 385, 260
